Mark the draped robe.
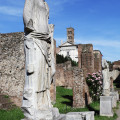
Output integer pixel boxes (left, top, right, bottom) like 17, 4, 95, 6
22, 0, 54, 118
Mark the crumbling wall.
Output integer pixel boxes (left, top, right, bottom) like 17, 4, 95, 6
56, 61, 91, 108
113, 60, 120, 70
56, 61, 72, 87
0, 32, 25, 106
78, 44, 94, 74
73, 68, 85, 108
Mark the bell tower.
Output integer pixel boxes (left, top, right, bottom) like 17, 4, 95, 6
67, 27, 74, 44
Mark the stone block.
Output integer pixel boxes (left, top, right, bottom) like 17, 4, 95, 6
56, 112, 94, 120
52, 108, 60, 119
110, 92, 118, 108
113, 91, 119, 101
100, 96, 113, 116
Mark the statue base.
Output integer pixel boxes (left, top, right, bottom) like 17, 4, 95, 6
55, 111, 94, 120
100, 96, 113, 117
22, 108, 60, 120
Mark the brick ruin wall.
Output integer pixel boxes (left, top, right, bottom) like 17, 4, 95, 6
0, 32, 25, 106
56, 61, 72, 88
78, 44, 94, 74
0, 32, 56, 106
56, 61, 91, 108
73, 68, 91, 108
78, 44, 102, 74
113, 60, 120, 70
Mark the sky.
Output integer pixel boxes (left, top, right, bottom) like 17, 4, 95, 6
0, 0, 120, 62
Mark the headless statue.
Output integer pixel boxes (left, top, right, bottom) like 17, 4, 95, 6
22, 0, 56, 119
102, 59, 110, 96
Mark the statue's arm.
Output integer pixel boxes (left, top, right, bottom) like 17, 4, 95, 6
23, 0, 34, 32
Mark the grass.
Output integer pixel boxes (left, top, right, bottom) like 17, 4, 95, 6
54, 86, 89, 113
0, 107, 24, 120
0, 86, 119, 120
54, 86, 118, 120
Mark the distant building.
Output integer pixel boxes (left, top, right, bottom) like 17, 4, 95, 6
113, 60, 120, 70
57, 27, 102, 73
57, 27, 78, 62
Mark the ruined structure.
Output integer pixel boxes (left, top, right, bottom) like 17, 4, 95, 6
73, 68, 89, 108
0, 32, 25, 106
78, 44, 94, 74
57, 28, 102, 74
56, 61, 91, 108
56, 28, 102, 108
113, 60, 120, 70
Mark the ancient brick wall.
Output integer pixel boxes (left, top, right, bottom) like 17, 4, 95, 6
93, 50, 102, 72
113, 60, 120, 70
73, 68, 91, 108
78, 44, 94, 74
0, 32, 25, 106
56, 61, 72, 87
73, 68, 85, 108
0, 32, 56, 106
56, 61, 91, 108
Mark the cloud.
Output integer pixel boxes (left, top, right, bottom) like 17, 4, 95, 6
0, 6, 23, 17
46, 0, 80, 15
76, 38, 120, 48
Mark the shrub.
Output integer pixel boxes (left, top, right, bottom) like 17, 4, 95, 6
86, 71, 103, 101
56, 54, 78, 66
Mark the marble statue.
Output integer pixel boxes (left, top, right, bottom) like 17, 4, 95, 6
102, 59, 110, 96
49, 24, 56, 83
22, 0, 56, 119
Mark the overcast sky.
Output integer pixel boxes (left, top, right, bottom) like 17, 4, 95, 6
0, 0, 120, 62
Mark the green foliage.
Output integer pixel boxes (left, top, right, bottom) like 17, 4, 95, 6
95, 113, 117, 120
86, 72, 103, 101
56, 54, 78, 66
56, 54, 69, 64
71, 60, 78, 67
0, 108, 24, 120
54, 86, 118, 120
4, 95, 9, 98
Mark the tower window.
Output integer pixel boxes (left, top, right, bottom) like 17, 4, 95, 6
68, 31, 72, 34
68, 36, 72, 39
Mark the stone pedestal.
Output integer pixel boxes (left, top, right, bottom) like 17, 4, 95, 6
116, 91, 119, 101
110, 92, 117, 108
114, 91, 119, 101
100, 96, 113, 116
56, 112, 94, 120
22, 108, 60, 120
